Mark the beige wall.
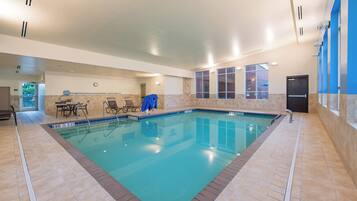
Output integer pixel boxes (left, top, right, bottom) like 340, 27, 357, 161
140, 76, 165, 95
164, 76, 183, 95
192, 42, 317, 96
317, 95, 357, 186
139, 75, 185, 109
45, 71, 140, 96
140, 75, 183, 95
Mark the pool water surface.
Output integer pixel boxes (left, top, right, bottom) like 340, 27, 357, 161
55, 110, 275, 201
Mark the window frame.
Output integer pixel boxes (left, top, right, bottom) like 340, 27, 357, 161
329, 4, 342, 114
216, 67, 236, 99
195, 70, 210, 99
245, 63, 269, 100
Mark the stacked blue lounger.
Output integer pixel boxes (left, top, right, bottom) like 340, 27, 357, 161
141, 94, 158, 112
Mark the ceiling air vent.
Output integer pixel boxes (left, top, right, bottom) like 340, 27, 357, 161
299, 27, 304, 36
25, 0, 32, 6
297, 5, 303, 20
21, 21, 28, 37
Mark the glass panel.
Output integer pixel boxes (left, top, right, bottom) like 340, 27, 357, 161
217, 68, 226, 75
226, 73, 235, 92
203, 70, 209, 77
22, 82, 38, 110
196, 93, 203, 98
227, 93, 235, 99
203, 93, 209, 98
218, 74, 226, 92
257, 70, 268, 91
256, 64, 268, 71
203, 76, 209, 93
246, 65, 256, 71
257, 92, 268, 99
196, 76, 202, 93
246, 71, 256, 92
218, 93, 226, 99
246, 92, 256, 99
227, 67, 235, 73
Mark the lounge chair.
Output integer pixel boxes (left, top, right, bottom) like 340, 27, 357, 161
105, 97, 123, 114
123, 99, 140, 112
0, 87, 17, 125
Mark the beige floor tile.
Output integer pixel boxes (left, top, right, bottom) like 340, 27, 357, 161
2, 111, 357, 201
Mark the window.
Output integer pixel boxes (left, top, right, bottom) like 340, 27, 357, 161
329, 0, 341, 113
322, 31, 328, 107
245, 64, 269, 99
346, 0, 357, 127
318, 46, 323, 104
195, 71, 209, 98
217, 67, 235, 99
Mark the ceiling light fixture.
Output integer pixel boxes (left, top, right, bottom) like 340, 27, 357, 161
266, 28, 274, 43
207, 53, 214, 68
271, 62, 278, 66
150, 46, 159, 56
232, 38, 240, 58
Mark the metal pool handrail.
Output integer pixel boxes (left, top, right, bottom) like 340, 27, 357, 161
285, 109, 293, 123
271, 114, 282, 125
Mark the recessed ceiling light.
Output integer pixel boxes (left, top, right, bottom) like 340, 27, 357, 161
150, 47, 159, 56
232, 38, 240, 58
271, 62, 278, 66
207, 53, 214, 68
266, 28, 274, 43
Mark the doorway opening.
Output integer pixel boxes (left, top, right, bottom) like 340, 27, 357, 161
140, 83, 146, 102
286, 75, 309, 113
21, 82, 38, 111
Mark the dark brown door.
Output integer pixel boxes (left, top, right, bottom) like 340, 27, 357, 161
287, 75, 309, 113
140, 84, 146, 100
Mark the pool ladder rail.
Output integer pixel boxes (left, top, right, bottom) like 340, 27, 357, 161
76, 106, 91, 126
285, 109, 293, 123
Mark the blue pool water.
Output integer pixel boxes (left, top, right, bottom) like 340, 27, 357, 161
55, 110, 275, 201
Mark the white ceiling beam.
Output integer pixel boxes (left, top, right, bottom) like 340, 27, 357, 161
0, 34, 194, 78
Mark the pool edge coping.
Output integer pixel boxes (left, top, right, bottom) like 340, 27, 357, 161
41, 109, 284, 201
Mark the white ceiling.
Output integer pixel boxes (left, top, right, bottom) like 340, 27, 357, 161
0, 0, 327, 70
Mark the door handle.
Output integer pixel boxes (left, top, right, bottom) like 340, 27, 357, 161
288, 94, 307, 98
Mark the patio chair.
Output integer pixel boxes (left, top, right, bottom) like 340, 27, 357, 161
55, 100, 67, 118
123, 99, 140, 112
0, 87, 17, 125
105, 97, 123, 114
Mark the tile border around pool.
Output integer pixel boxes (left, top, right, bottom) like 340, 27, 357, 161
41, 109, 284, 201
193, 114, 285, 201
41, 124, 140, 201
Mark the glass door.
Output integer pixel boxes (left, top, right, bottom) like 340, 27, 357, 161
21, 82, 38, 111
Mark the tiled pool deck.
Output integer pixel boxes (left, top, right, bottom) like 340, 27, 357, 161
1, 109, 356, 201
